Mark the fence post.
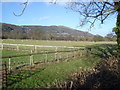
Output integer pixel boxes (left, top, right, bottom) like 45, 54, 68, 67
32, 55, 34, 65
45, 52, 48, 63
30, 55, 31, 65
31, 50, 33, 53
56, 47, 58, 51
8, 58, 11, 73
17, 45, 19, 51
55, 47, 58, 61
30, 55, 33, 65
73, 51, 75, 58
1, 44, 3, 50
34, 45, 37, 53
57, 53, 60, 62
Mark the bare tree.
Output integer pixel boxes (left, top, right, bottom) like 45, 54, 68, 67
66, 0, 120, 56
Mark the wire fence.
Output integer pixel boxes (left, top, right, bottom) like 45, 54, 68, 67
1, 43, 92, 88
1, 43, 84, 52
2, 48, 89, 73
1, 43, 93, 73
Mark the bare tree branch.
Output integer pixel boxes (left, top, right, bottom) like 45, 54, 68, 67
13, 0, 29, 16
67, 1, 118, 29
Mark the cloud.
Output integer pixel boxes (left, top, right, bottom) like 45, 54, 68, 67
17, 19, 25, 23
38, 16, 49, 21
32, 16, 49, 21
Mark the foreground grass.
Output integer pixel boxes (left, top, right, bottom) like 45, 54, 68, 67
7, 55, 101, 88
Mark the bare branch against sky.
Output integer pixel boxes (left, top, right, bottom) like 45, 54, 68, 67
13, 0, 29, 16
1, 0, 120, 2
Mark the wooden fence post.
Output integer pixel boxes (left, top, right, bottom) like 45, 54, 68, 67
45, 52, 48, 63
30, 55, 33, 65
57, 53, 60, 62
1, 44, 3, 50
56, 47, 58, 52
17, 45, 19, 51
8, 58, 11, 73
31, 50, 33, 53
32, 55, 34, 65
34, 45, 37, 53
30, 55, 31, 65
55, 47, 58, 61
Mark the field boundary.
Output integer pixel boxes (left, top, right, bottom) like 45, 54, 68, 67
2, 48, 91, 73
1, 43, 92, 88
1, 43, 84, 49
2, 49, 84, 59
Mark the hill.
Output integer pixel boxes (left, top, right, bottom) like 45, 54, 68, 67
1, 23, 95, 40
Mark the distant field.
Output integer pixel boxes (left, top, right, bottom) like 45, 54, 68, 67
2, 39, 117, 47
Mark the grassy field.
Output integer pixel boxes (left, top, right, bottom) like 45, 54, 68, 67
7, 55, 101, 88
1, 39, 117, 88
2, 39, 117, 47
2, 49, 83, 69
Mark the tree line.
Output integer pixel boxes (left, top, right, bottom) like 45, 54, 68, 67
1, 30, 116, 42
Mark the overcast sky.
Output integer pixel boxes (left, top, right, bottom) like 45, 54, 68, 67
1, 2, 117, 36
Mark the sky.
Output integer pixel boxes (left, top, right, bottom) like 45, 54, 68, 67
1, 1, 117, 37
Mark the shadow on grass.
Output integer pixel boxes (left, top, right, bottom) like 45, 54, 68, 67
87, 44, 118, 58
74, 57, 119, 89
56, 44, 120, 89
81, 44, 119, 89
72, 70, 120, 89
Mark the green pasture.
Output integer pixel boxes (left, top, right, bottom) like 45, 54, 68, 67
2, 49, 85, 69
2, 39, 117, 47
3, 44, 75, 52
1, 39, 117, 88
7, 55, 101, 88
